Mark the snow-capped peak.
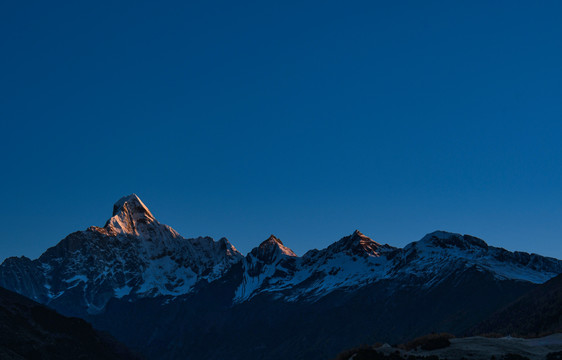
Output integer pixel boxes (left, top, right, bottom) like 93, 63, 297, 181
112, 194, 155, 220
415, 231, 489, 251
1, 194, 245, 312
260, 235, 285, 248
325, 230, 387, 257
251, 235, 297, 263
101, 194, 180, 240
217, 237, 241, 257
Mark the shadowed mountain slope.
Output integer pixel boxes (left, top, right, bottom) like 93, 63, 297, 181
473, 273, 562, 337
0, 286, 140, 360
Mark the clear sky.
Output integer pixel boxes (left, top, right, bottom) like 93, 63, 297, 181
1, 1, 562, 262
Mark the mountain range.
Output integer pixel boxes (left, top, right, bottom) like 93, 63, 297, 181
1, 194, 561, 359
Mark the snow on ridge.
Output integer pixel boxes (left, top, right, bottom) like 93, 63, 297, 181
233, 230, 562, 303
2, 192, 562, 312
0, 194, 245, 312
234, 231, 396, 303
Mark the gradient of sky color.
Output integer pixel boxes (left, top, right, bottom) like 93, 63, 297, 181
1, 1, 562, 262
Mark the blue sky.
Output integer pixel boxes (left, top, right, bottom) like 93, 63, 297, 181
1, 1, 562, 261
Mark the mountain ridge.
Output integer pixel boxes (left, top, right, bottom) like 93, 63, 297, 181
1, 194, 561, 359
1, 194, 560, 313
